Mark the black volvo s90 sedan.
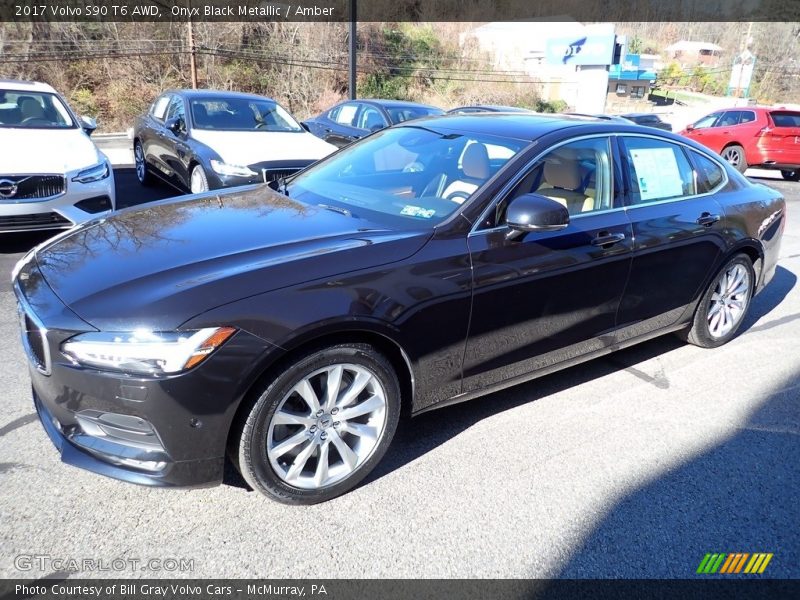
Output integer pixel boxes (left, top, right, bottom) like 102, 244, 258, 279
14, 114, 785, 504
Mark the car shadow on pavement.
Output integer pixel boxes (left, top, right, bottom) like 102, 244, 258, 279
366, 265, 797, 491
547, 365, 800, 579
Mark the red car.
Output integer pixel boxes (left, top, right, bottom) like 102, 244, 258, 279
680, 107, 800, 180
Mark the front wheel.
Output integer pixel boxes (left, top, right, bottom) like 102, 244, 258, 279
681, 254, 755, 348
190, 164, 210, 193
781, 169, 800, 181
133, 141, 153, 186
721, 145, 748, 173
235, 344, 401, 504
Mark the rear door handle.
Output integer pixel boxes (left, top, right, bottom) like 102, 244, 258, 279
696, 213, 721, 227
591, 232, 626, 247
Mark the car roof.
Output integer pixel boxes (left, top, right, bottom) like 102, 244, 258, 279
404, 112, 653, 141
358, 99, 442, 111
0, 79, 58, 94
449, 105, 532, 113
166, 88, 278, 102
622, 112, 663, 118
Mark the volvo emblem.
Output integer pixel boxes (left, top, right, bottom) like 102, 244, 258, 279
0, 179, 19, 198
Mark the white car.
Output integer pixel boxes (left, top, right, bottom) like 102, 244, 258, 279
0, 79, 115, 233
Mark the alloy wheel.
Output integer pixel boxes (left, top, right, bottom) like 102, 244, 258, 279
190, 166, 208, 193
134, 144, 146, 182
266, 363, 388, 490
707, 263, 751, 339
721, 147, 741, 168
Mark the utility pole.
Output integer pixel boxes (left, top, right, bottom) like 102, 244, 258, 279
349, 0, 357, 99
187, 0, 198, 89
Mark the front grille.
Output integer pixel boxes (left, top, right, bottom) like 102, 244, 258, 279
17, 302, 51, 375
0, 212, 72, 231
248, 162, 309, 183
0, 175, 65, 200
259, 168, 303, 182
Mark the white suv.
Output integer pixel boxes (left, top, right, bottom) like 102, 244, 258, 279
0, 79, 115, 233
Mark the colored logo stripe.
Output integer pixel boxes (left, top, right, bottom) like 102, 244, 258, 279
698, 553, 772, 574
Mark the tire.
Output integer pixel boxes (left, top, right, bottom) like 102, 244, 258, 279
133, 141, 153, 186
720, 144, 748, 173
235, 343, 401, 504
190, 164, 210, 193
681, 254, 755, 348
781, 169, 800, 181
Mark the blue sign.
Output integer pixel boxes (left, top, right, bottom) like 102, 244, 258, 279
545, 34, 616, 66
608, 54, 657, 81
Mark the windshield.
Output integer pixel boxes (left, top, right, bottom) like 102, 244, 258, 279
287, 125, 525, 228
190, 97, 303, 132
0, 91, 75, 129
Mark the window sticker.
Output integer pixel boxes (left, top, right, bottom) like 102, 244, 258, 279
400, 205, 436, 219
629, 148, 684, 200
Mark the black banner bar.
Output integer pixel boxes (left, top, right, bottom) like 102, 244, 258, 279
2, 579, 800, 600
2, 0, 800, 22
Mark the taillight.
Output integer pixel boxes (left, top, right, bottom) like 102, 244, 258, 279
756, 127, 773, 137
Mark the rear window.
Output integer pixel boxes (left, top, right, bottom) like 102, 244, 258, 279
770, 111, 800, 127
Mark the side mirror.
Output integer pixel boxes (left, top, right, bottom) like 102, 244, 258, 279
165, 116, 184, 135
80, 115, 97, 135
505, 193, 569, 240
684, 124, 695, 132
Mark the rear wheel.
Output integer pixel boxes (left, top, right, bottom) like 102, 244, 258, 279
721, 145, 748, 173
133, 141, 153, 186
781, 169, 800, 181
681, 254, 755, 348
235, 343, 401, 504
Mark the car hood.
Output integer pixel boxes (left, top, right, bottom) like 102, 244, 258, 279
190, 129, 337, 165
0, 128, 102, 173
34, 185, 431, 331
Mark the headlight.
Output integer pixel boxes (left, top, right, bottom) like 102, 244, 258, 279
210, 159, 257, 178
61, 327, 236, 375
72, 161, 110, 183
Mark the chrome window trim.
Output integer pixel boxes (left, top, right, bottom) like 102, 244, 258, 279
13, 281, 51, 376
468, 132, 730, 237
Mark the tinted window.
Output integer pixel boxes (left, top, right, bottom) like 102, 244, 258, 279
693, 112, 721, 129
357, 105, 387, 130
501, 137, 615, 220
771, 111, 800, 127
740, 110, 756, 124
385, 106, 443, 124
166, 96, 185, 121
623, 137, 695, 204
719, 111, 745, 127
692, 151, 726, 193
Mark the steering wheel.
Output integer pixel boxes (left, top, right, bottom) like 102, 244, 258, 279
445, 190, 471, 204
402, 162, 425, 173
21, 117, 51, 126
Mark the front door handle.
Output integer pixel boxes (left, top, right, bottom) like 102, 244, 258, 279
696, 213, 721, 227
591, 232, 626, 247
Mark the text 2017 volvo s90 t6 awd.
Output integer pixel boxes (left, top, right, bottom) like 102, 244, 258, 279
14, 114, 785, 503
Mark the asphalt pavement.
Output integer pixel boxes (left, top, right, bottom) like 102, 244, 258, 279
0, 171, 798, 579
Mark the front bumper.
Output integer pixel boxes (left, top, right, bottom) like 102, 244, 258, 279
0, 164, 116, 233
14, 259, 272, 488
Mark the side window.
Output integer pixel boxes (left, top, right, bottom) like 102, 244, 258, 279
740, 111, 756, 125
357, 105, 387, 131
692, 151, 726, 193
622, 137, 695, 205
717, 111, 741, 127
151, 95, 170, 122
166, 96, 185, 122
502, 137, 615, 220
333, 103, 359, 126
693, 112, 721, 129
